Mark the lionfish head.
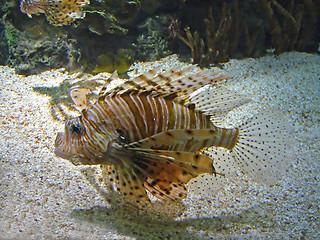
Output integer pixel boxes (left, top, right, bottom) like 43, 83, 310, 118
54, 116, 111, 165
55, 117, 83, 160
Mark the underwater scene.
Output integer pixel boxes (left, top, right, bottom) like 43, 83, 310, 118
0, 0, 319, 239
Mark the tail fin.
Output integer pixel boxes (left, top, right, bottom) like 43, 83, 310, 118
231, 108, 295, 185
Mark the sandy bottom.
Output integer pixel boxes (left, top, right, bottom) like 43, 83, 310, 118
0, 52, 319, 239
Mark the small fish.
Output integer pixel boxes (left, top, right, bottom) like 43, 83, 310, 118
70, 88, 91, 111
20, 0, 89, 26
55, 64, 293, 205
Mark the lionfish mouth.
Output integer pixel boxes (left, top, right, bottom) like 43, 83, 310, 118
54, 132, 70, 160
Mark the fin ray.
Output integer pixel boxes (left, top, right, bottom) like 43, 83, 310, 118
108, 147, 217, 202
232, 108, 294, 185
102, 64, 228, 102
189, 85, 251, 124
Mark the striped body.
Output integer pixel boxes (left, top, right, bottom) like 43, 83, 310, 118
98, 91, 239, 151
57, 90, 239, 164
55, 65, 292, 204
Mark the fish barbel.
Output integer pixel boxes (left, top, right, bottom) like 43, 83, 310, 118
54, 64, 293, 205
20, 0, 89, 26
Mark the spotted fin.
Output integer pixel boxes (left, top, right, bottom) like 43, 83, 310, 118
188, 173, 227, 198
49, 0, 89, 25
100, 151, 150, 204
189, 108, 294, 196
231, 107, 294, 185
106, 146, 217, 203
187, 147, 237, 197
98, 70, 119, 97
20, 0, 89, 26
144, 177, 187, 201
189, 85, 251, 124
197, 107, 294, 186
161, 68, 228, 101
131, 150, 215, 200
112, 164, 149, 204
203, 147, 238, 177
70, 88, 91, 111
102, 64, 228, 101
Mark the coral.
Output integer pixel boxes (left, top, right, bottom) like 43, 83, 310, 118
203, 4, 234, 64
177, 0, 318, 65
0, 0, 17, 14
78, 0, 143, 35
0, 0, 318, 73
75, 9, 128, 35
133, 16, 172, 61
177, 0, 259, 67
177, 26, 205, 66
1, 0, 82, 74
0, 33, 8, 65
259, 0, 319, 54
0, 0, 16, 64
4, 22, 81, 75
4, 27, 18, 47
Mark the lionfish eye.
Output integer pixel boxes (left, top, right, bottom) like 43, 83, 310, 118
70, 123, 82, 135
116, 128, 129, 144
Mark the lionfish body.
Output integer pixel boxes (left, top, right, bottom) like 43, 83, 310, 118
20, 0, 89, 26
55, 65, 293, 204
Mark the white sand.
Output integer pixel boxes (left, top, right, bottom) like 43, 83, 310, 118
0, 52, 319, 239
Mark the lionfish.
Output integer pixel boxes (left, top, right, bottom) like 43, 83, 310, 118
55, 64, 293, 205
20, 0, 89, 26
